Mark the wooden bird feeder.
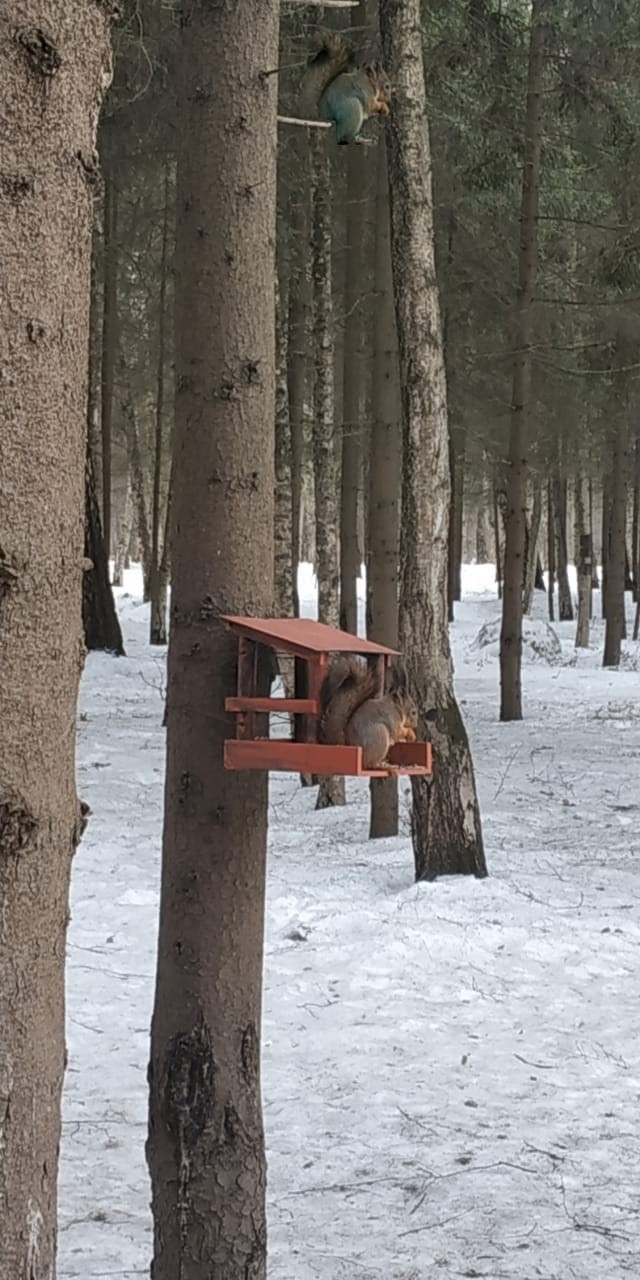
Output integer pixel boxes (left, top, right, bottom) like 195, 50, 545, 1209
222, 616, 432, 779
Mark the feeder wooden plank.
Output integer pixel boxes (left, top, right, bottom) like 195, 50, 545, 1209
224, 738, 433, 778
225, 697, 319, 714
387, 741, 432, 771
224, 739, 388, 777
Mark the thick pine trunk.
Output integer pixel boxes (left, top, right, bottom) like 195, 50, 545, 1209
603, 419, 627, 667
149, 165, 170, 646
311, 129, 345, 810
499, 0, 547, 720
0, 7, 112, 1272
574, 472, 592, 647
368, 137, 401, 839
380, 0, 487, 880
146, 6, 279, 1276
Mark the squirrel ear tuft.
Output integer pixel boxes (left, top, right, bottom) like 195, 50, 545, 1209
389, 659, 409, 695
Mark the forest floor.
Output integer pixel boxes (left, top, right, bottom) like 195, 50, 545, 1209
59, 566, 640, 1280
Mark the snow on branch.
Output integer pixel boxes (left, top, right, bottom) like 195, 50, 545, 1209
281, 1, 359, 7
277, 115, 332, 128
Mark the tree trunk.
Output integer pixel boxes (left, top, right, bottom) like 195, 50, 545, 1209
492, 471, 502, 596
499, 0, 547, 721
553, 471, 573, 621
146, 6, 278, 1277
380, 0, 487, 880
574, 472, 592, 647
340, 9, 369, 634
83, 446, 125, 655
149, 164, 170, 646
100, 152, 118, 569
546, 478, 555, 621
603, 419, 627, 667
588, 479, 599, 589
113, 473, 132, 588
275, 272, 295, 700
287, 175, 311, 618
121, 390, 152, 593
311, 129, 345, 810
447, 427, 465, 620
0, 8, 112, 1273
275, 272, 294, 620
368, 136, 401, 839
601, 475, 610, 619
522, 479, 542, 615
476, 486, 491, 563
88, 249, 103, 512
632, 429, 640, 603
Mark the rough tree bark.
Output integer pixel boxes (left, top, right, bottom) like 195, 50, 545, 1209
149, 163, 171, 646
367, 136, 401, 839
0, 6, 113, 1273
380, 0, 487, 880
146, 5, 279, 1277
311, 128, 345, 810
499, 0, 548, 720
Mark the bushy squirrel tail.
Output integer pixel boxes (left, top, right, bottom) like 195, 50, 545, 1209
299, 29, 354, 117
319, 655, 379, 745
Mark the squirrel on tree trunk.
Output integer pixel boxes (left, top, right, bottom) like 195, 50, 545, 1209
319, 656, 418, 770
300, 29, 391, 145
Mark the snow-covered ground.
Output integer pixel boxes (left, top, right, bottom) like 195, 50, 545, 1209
60, 565, 640, 1279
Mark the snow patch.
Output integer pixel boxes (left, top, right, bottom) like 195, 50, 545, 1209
469, 614, 562, 665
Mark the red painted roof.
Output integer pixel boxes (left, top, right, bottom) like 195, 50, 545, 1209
221, 615, 398, 657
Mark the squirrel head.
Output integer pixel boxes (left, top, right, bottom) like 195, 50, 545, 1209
387, 661, 418, 728
365, 62, 392, 115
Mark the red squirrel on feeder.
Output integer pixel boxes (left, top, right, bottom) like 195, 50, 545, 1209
319, 656, 418, 770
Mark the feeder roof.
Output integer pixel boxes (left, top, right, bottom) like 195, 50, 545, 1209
221, 615, 398, 658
